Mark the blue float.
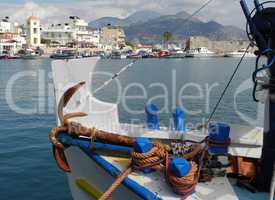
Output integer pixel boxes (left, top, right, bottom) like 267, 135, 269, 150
173, 107, 185, 132
134, 137, 154, 173
208, 123, 230, 154
168, 157, 191, 177
145, 103, 159, 130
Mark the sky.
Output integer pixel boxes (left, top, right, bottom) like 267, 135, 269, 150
0, 0, 264, 28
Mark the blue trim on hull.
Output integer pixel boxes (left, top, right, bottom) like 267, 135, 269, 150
57, 133, 133, 153
82, 149, 161, 200
58, 134, 161, 199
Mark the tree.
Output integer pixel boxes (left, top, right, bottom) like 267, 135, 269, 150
163, 31, 173, 49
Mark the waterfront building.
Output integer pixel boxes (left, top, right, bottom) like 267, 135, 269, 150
0, 17, 26, 54
26, 16, 41, 47
42, 16, 100, 47
99, 24, 126, 50
186, 36, 252, 54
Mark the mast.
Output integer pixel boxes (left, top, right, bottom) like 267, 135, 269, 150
240, 0, 275, 191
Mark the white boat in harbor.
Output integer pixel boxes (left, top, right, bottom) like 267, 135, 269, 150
168, 48, 186, 58
21, 49, 40, 59
224, 49, 256, 58
50, 57, 267, 200
185, 47, 215, 58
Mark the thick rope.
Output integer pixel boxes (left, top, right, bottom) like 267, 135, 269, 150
167, 162, 198, 199
131, 142, 167, 171
99, 166, 132, 200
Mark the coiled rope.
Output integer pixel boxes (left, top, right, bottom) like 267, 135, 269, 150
166, 161, 198, 198
131, 142, 167, 171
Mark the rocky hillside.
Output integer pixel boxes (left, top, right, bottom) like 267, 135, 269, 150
89, 10, 246, 44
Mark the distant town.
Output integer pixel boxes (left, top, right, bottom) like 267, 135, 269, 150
0, 15, 255, 59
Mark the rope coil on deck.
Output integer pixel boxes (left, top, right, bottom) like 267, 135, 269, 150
131, 142, 167, 171
166, 161, 198, 198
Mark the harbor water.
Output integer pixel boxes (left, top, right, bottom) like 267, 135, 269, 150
0, 57, 262, 200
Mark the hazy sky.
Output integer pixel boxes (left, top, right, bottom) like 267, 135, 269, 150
0, 0, 263, 28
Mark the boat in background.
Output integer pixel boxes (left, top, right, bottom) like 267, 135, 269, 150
50, 49, 78, 60
0, 50, 20, 60
157, 50, 171, 58
21, 49, 40, 59
224, 49, 256, 58
168, 48, 186, 58
186, 47, 215, 58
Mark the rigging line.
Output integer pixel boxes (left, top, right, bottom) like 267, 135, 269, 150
92, 60, 138, 95
206, 44, 251, 125
168, 0, 215, 34
183, 0, 215, 24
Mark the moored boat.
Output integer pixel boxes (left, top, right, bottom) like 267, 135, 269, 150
224, 49, 256, 58
50, 57, 267, 200
21, 49, 40, 59
185, 47, 215, 58
50, 49, 78, 60
48, 1, 275, 200
168, 48, 186, 58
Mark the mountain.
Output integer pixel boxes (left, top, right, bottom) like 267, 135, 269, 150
123, 15, 246, 44
89, 10, 246, 44
124, 10, 161, 25
88, 10, 161, 28
89, 17, 124, 28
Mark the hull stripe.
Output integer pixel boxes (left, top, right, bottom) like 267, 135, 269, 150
75, 178, 103, 199
82, 148, 161, 200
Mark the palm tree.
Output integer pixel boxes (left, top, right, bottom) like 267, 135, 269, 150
163, 31, 173, 49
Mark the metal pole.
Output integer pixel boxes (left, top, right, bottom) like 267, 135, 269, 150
260, 37, 275, 191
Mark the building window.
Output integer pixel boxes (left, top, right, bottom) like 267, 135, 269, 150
34, 22, 37, 26
34, 38, 37, 44
33, 28, 37, 34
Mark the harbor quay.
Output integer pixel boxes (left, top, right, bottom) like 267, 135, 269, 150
0, 15, 255, 60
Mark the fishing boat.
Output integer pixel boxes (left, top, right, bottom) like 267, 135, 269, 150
21, 49, 40, 59
0, 54, 20, 60
0, 50, 20, 60
168, 48, 186, 58
185, 47, 215, 58
127, 53, 142, 59
224, 49, 256, 58
50, 49, 78, 60
49, 1, 275, 200
157, 50, 171, 58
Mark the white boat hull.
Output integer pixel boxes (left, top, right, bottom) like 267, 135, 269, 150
65, 146, 241, 200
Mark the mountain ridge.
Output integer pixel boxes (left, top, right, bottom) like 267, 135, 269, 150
89, 10, 246, 44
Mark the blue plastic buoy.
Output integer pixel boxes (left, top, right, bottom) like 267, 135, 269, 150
134, 137, 154, 173
145, 103, 159, 130
168, 157, 191, 177
173, 107, 185, 132
208, 123, 230, 154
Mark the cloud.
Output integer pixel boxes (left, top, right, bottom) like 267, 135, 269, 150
0, 0, 249, 28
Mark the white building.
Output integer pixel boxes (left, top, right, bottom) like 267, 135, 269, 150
42, 16, 100, 47
0, 17, 26, 54
26, 16, 41, 47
